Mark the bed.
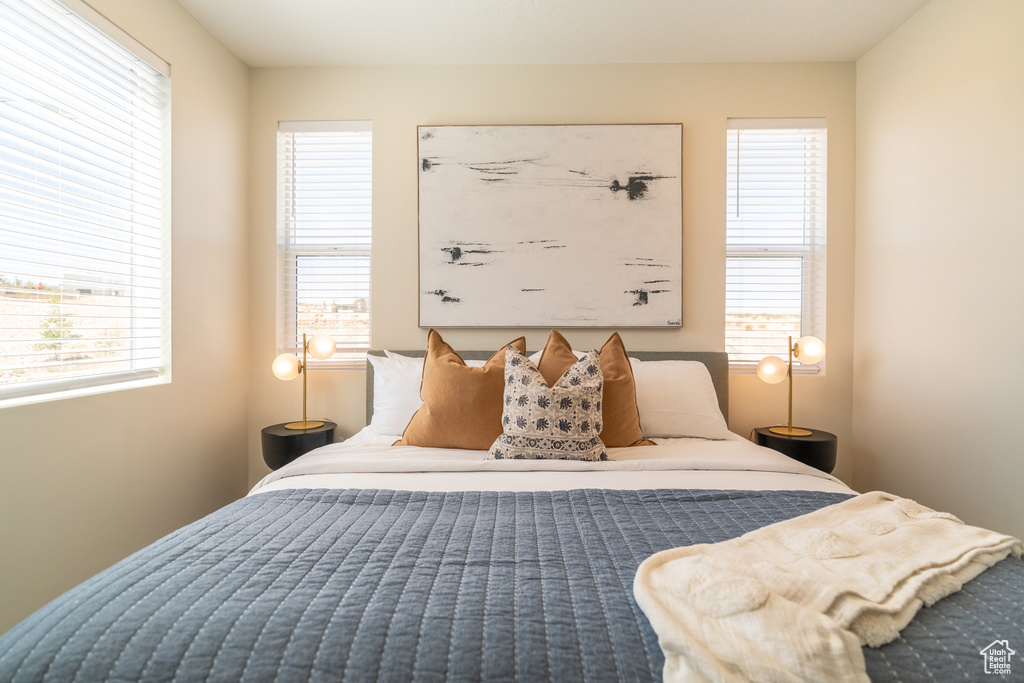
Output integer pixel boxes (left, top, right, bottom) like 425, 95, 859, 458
0, 346, 1021, 682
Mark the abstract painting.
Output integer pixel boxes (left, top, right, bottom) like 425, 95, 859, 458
418, 124, 682, 327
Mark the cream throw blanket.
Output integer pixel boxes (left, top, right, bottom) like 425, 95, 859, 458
633, 491, 1023, 682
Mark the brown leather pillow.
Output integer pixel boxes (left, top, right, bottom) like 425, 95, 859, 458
536, 330, 653, 448
395, 329, 527, 450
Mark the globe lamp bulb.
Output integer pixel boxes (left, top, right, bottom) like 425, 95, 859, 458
757, 355, 788, 384
307, 334, 336, 361
271, 353, 301, 381
794, 336, 826, 365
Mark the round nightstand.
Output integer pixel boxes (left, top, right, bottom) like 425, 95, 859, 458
753, 426, 837, 473
261, 420, 337, 470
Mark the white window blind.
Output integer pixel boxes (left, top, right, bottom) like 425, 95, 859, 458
0, 0, 171, 405
726, 118, 826, 369
278, 122, 371, 366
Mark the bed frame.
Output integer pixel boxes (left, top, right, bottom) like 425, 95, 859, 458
366, 349, 729, 426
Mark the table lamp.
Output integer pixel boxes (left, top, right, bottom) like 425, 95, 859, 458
272, 333, 336, 430
756, 335, 825, 437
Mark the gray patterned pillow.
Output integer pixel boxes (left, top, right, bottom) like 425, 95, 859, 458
488, 345, 607, 461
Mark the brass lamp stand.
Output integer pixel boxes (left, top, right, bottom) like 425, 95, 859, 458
771, 336, 811, 436
757, 335, 826, 437
271, 332, 337, 430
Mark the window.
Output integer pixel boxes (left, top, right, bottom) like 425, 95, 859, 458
0, 0, 170, 405
725, 118, 826, 370
277, 122, 371, 366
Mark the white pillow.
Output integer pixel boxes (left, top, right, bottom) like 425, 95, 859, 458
366, 352, 424, 436
628, 359, 731, 439
366, 351, 485, 436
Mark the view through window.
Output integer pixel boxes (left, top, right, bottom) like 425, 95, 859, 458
725, 118, 827, 369
277, 122, 371, 365
0, 0, 170, 404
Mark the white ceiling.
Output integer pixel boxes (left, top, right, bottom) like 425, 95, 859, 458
174, 0, 930, 68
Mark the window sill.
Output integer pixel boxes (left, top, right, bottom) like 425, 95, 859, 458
729, 363, 822, 376
0, 370, 168, 409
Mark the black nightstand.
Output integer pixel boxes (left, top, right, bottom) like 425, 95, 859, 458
753, 427, 837, 474
261, 420, 337, 470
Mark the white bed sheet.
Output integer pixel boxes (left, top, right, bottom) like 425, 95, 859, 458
250, 429, 854, 495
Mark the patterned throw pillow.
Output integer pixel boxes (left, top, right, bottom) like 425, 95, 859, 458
489, 346, 607, 461
536, 329, 653, 448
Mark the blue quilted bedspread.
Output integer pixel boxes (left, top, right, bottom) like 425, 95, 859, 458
0, 488, 1021, 682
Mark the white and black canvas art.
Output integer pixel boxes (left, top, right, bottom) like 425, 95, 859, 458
418, 124, 682, 327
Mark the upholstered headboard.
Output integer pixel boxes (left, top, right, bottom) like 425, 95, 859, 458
365, 350, 729, 427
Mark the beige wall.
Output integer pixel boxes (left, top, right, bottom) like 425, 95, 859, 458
854, 0, 1024, 538
0, 0, 251, 633
6, 0, 1020, 643
248, 63, 857, 486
